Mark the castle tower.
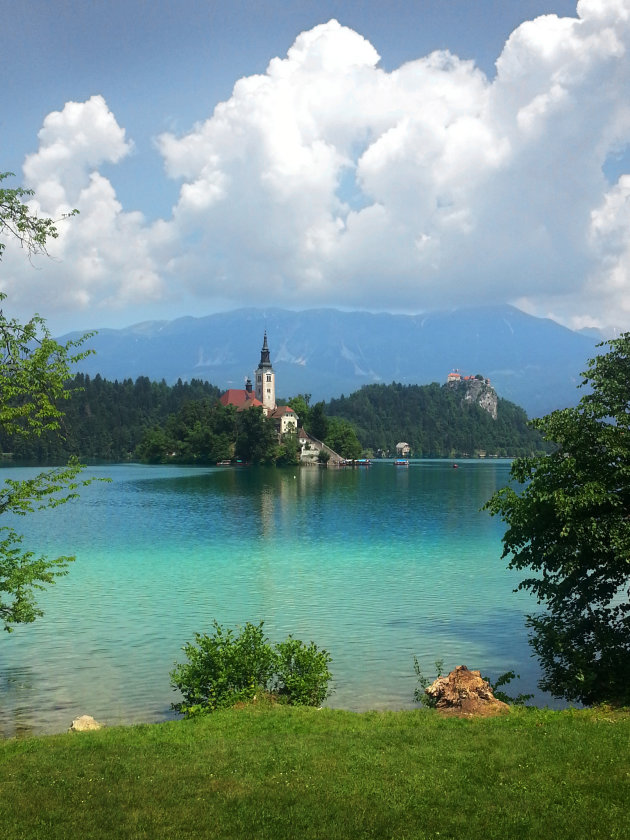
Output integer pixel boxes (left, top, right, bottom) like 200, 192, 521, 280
255, 332, 276, 412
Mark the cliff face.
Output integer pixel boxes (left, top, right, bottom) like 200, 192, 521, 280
449, 379, 498, 420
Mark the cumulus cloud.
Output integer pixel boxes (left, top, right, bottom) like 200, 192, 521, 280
4, 2, 630, 332
2, 96, 174, 319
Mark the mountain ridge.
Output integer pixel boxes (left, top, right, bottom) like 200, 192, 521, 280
60, 305, 598, 418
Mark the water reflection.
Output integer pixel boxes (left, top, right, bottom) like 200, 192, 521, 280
0, 460, 549, 736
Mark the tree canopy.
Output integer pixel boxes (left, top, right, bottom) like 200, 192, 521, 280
0, 173, 91, 631
485, 334, 630, 705
327, 382, 546, 457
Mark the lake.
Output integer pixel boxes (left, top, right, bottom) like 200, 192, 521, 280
0, 460, 548, 737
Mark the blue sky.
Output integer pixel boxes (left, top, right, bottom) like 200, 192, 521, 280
2, 0, 629, 334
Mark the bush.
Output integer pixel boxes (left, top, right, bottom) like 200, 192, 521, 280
413, 657, 444, 708
273, 637, 333, 706
170, 621, 275, 716
171, 621, 332, 717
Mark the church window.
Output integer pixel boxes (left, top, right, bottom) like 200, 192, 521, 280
266, 374, 272, 382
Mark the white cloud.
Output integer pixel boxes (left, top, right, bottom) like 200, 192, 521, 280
2, 97, 172, 320
4, 4, 630, 332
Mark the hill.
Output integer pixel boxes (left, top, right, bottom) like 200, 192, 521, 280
327, 380, 545, 457
0, 373, 545, 463
60, 305, 598, 418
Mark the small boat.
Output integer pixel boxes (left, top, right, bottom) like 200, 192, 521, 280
394, 459, 409, 466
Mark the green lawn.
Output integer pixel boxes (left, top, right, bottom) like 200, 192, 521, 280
1, 705, 628, 840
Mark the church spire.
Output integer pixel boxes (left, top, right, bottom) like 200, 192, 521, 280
258, 331, 272, 369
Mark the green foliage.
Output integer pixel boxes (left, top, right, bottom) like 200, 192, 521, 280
0, 526, 74, 631
137, 397, 235, 464
275, 429, 300, 466
327, 381, 547, 457
308, 401, 329, 441
485, 333, 630, 706
0, 176, 94, 631
272, 636, 333, 706
413, 657, 444, 708
235, 406, 279, 464
485, 670, 534, 706
0, 171, 77, 261
325, 416, 362, 459
288, 393, 311, 428
1, 374, 223, 463
171, 621, 276, 716
171, 621, 333, 717
0, 303, 93, 440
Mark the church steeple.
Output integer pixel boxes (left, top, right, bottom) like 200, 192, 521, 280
258, 331, 272, 369
254, 331, 276, 412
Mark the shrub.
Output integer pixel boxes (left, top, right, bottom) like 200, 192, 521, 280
170, 621, 275, 716
413, 657, 444, 708
273, 636, 333, 706
171, 621, 333, 717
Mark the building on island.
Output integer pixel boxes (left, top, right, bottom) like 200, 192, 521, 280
219, 332, 341, 463
254, 332, 276, 411
220, 332, 299, 439
219, 378, 263, 411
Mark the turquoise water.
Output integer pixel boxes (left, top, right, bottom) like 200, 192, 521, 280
0, 461, 546, 737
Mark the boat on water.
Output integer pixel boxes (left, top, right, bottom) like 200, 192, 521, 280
340, 458, 372, 466
394, 459, 409, 466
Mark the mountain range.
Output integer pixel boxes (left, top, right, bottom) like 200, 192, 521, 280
61, 305, 600, 418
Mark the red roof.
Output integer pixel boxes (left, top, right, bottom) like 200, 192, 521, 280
220, 389, 263, 410
270, 405, 297, 419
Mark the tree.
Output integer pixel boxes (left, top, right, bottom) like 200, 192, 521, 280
287, 393, 311, 428
325, 417, 362, 459
308, 401, 328, 441
235, 406, 278, 463
0, 171, 76, 261
0, 173, 92, 632
276, 429, 300, 466
485, 334, 630, 705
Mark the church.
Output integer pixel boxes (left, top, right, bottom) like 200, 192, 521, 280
219, 333, 299, 436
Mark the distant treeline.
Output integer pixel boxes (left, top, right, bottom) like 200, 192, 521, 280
327, 382, 548, 457
0, 374, 547, 465
0, 374, 222, 462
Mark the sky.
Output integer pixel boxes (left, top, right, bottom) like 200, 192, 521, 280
2, 0, 630, 335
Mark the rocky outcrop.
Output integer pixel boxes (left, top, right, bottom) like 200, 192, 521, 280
453, 379, 498, 420
426, 665, 509, 717
69, 715, 104, 732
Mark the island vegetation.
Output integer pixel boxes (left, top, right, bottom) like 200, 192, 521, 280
0, 373, 548, 465
327, 381, 548, 457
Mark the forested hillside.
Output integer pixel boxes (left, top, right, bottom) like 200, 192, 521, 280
0, 374, 221, 462
0, 375, 547, 464
327, 382, 547, 457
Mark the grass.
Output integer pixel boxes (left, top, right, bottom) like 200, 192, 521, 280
1, 704, 629, 840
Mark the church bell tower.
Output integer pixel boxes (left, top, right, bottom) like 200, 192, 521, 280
255, 331, 276, 412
